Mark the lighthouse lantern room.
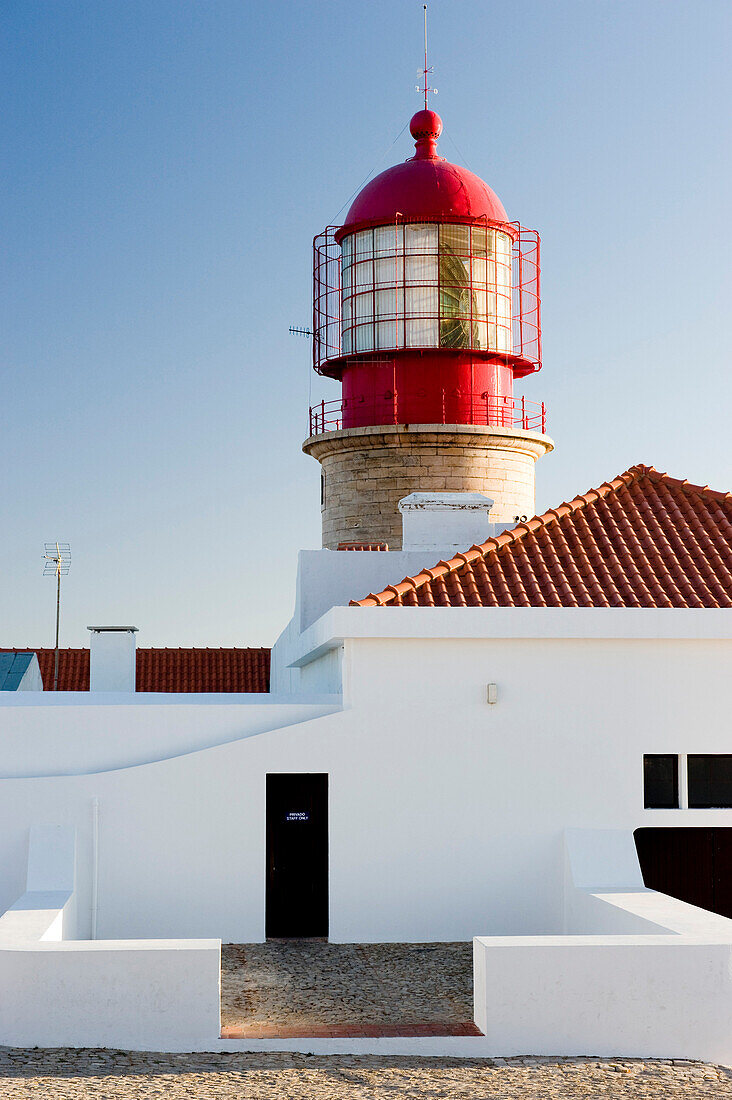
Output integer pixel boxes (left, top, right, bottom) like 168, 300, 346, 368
305, 108, 553, 550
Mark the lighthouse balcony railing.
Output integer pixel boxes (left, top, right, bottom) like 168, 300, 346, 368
308, 393, 547, 436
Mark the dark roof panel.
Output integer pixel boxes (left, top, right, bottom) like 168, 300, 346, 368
0, 652, 34, 691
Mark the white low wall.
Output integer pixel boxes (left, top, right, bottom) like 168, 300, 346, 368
0, 824, 221, 1050
473, 829, 732, 1062
0, 940, 221, 1049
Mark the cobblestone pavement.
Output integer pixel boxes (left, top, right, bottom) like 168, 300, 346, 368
221, 941, 474, 1034
0, 1049, 729, 1098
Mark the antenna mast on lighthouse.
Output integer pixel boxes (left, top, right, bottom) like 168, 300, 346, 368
418, 5, 437, 108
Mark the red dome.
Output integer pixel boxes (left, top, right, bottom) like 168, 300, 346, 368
339, 111, 508, 233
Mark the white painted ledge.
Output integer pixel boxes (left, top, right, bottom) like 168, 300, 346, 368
289, 606, 732, 668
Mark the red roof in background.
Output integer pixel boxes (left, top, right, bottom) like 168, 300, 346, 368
0, 648, 270, 693
352, 466, 732, 609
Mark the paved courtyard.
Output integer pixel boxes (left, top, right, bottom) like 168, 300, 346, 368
220, 941, 477, 1037
0, 1049, 729, 1098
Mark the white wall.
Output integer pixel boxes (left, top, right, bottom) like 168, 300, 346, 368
0, 695, 340, 778
473, 828, 732, 1062
0, 939, 221, 1050
0, 609, 730, 944
0, 821, 221, 1050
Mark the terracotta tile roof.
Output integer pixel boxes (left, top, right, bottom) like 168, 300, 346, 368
352, 465, 732, 609
0, 648, 270, 692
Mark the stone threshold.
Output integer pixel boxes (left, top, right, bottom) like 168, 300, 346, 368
221, 1021, 482, 1039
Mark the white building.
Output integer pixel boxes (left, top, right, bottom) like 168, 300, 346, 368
1, 106, 731, 1062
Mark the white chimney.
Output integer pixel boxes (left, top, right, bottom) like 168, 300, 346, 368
399, 492, 495, 554
87, 627, 138, 692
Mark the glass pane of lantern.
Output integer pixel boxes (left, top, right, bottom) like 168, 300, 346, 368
405, 253, 438, 286
472, 257, 487, 287
406, 284, 438, 317
342, 297, 353, 323
472, 226, 489, 255
376, 320, 396, 348
355, 322, 374, 352
496, 323, 511, 352
355, 259, 373, 287
404, 223, 438, 254
342, 329, 353, 354
484, 252, 498, 289
374, 255, 403, 287
373, 224, 402, 255
496, 231, 511, 262
405, 317, 438, 346
440, 224, 470, 256
341, 235, 353, 264
474, 321, 489, 350
375, 288, 403, 318
440, 254, 470, 292
439, 291, 475, 349
355, 292, 373, 321
439, 247, 470, 294
439, 231, 473, 348
342, 263, 352, 292
355, 229, 373, 257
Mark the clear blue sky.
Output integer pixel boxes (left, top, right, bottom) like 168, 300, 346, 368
2, 0, 730, 648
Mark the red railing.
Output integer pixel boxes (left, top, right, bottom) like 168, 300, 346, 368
308, 393, 547, 436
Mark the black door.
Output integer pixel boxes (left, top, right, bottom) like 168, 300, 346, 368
266, 774, 328, 938
634, 827, 732, 919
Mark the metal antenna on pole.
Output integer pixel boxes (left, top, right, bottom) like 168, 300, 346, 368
416, 5, 437, 107
43, 542, 71, 692
423, 4, 428, 109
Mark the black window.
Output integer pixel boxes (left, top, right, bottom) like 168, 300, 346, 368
644, 754, 678, 809
688, 755, 732, 808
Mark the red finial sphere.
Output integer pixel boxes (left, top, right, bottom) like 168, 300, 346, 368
409, 109, 443, 140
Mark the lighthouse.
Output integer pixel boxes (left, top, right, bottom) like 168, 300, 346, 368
304, 108, 553, 550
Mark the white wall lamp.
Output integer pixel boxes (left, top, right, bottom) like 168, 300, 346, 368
486, 683, 498, 705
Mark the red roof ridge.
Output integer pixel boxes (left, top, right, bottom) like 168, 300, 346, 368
139, 645, 268, 652
350, 463, 730, 608
641, 464, 732, 502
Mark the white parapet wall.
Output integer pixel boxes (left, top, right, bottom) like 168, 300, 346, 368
473, 828, 732, 1063
0, 824, 221, 1050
